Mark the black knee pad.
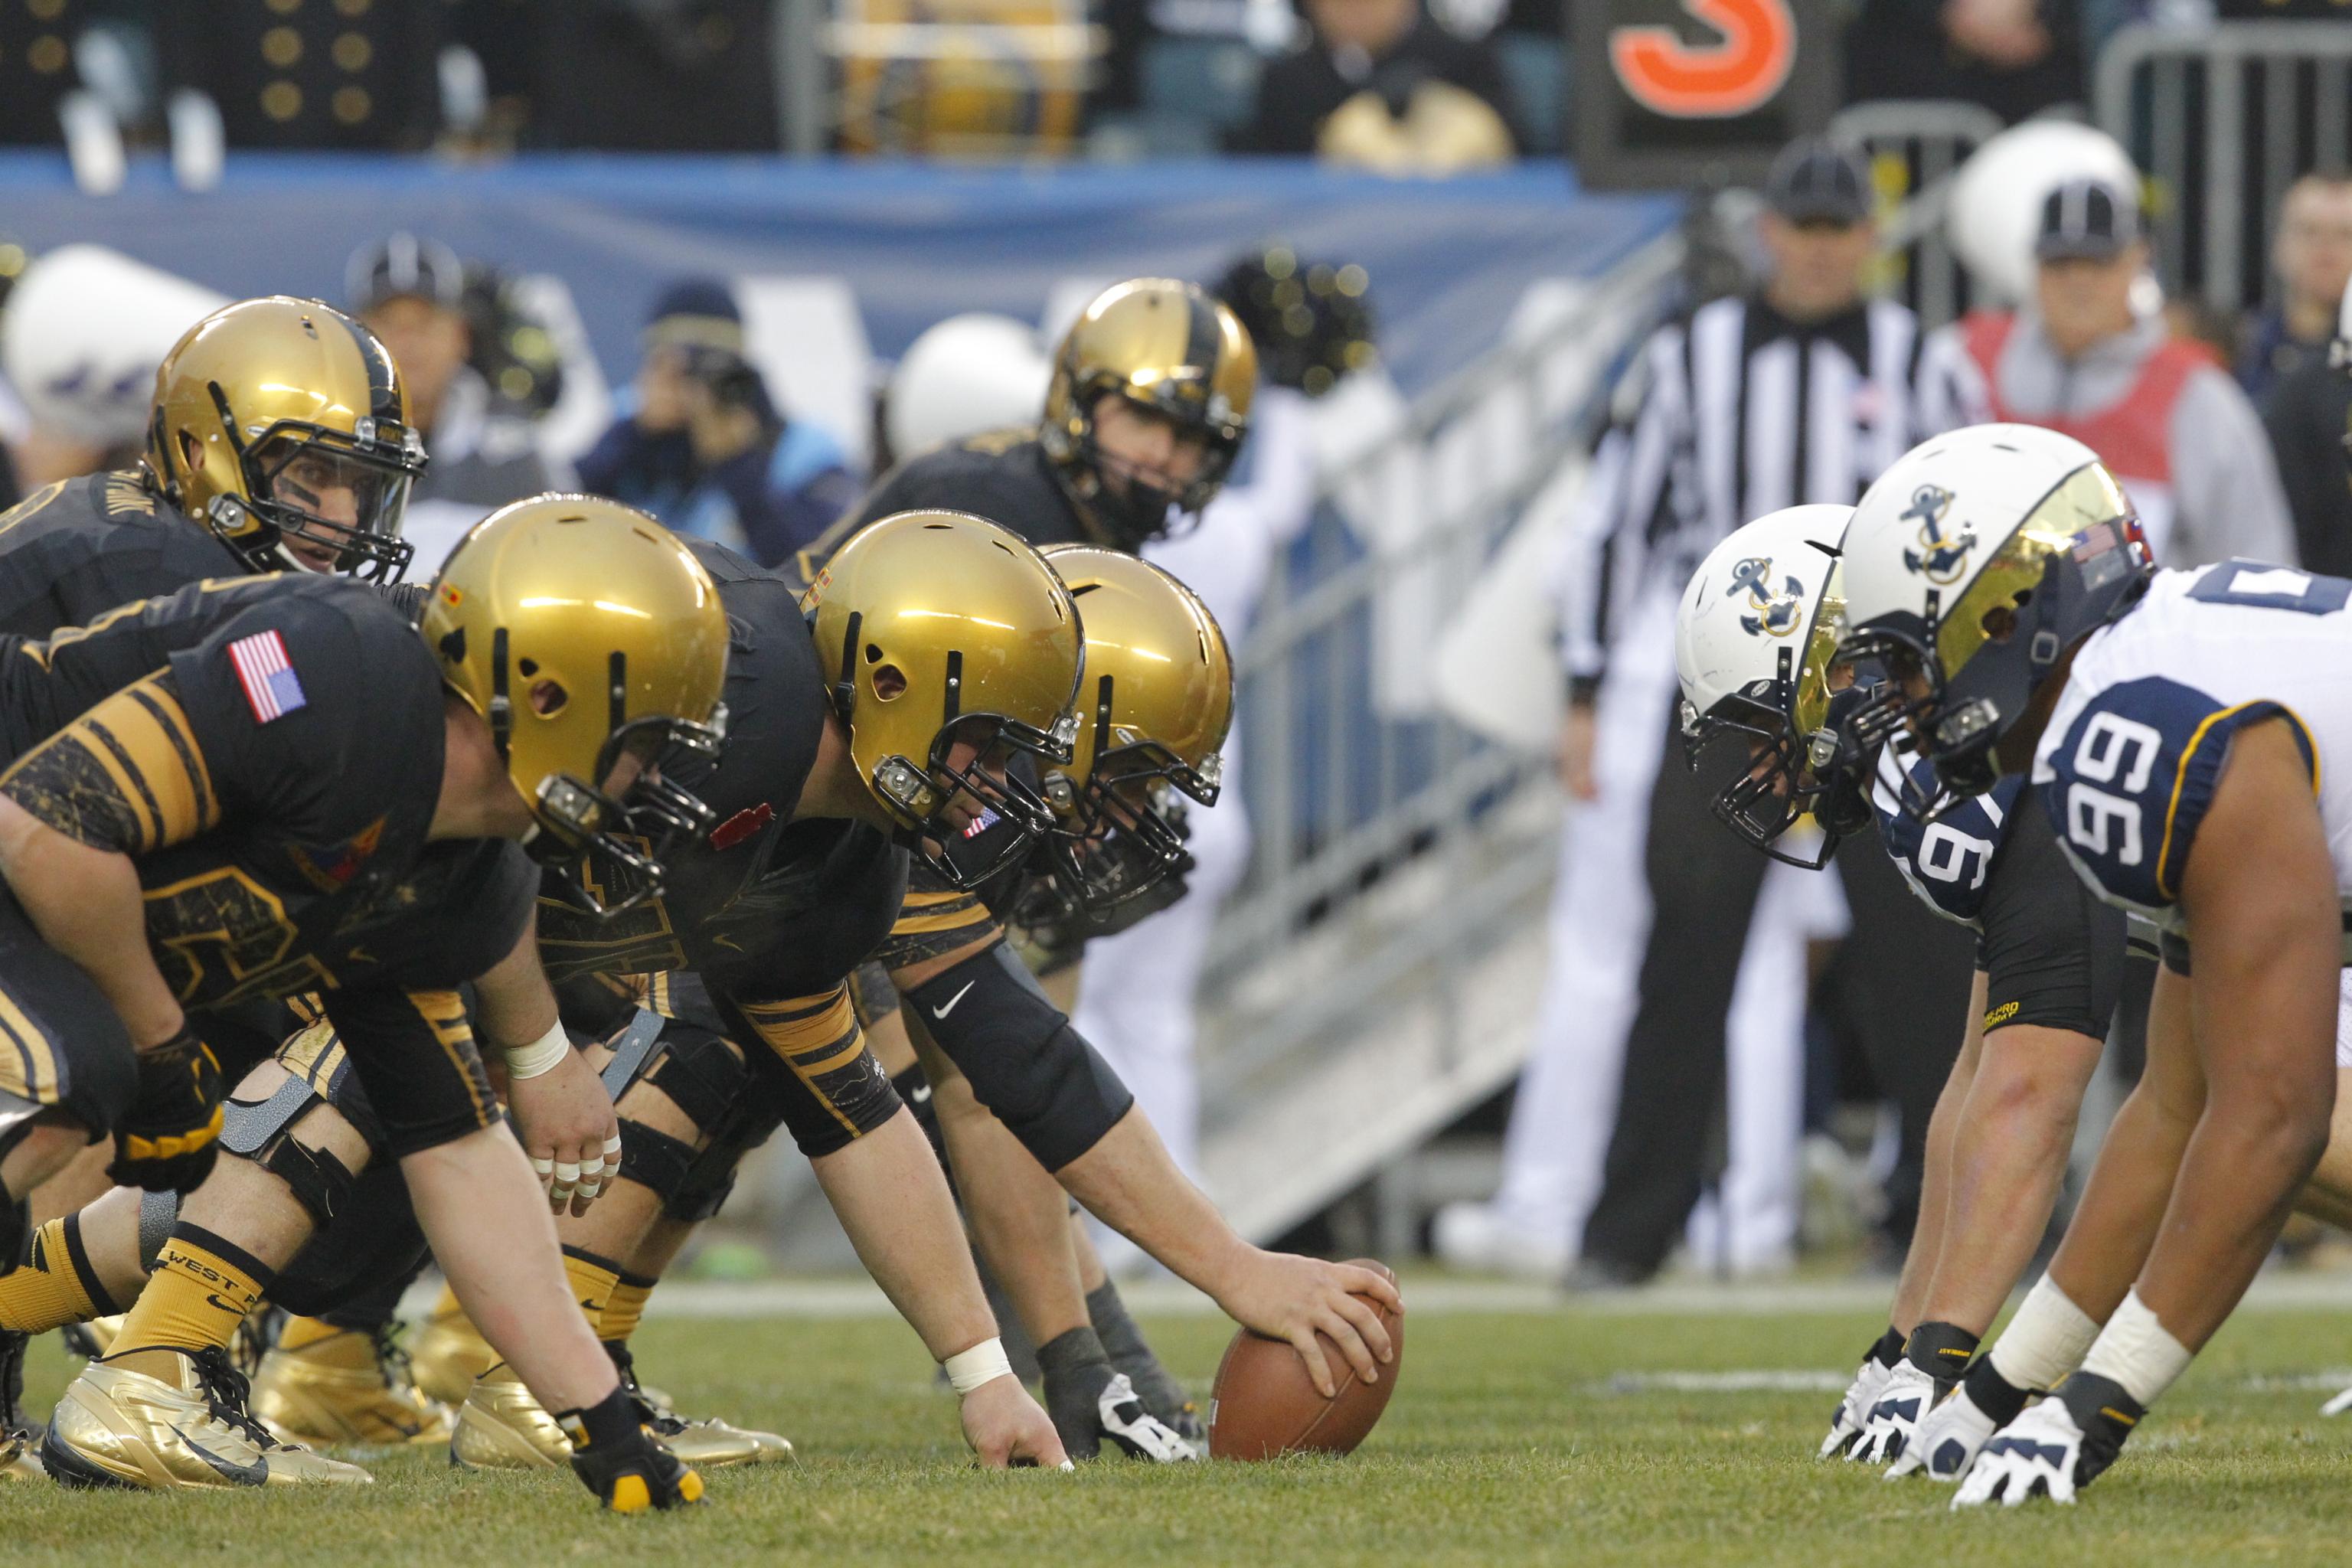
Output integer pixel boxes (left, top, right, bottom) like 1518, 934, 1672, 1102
638, 1026, 751, 1135
903, 944, 1135, 1171
614, 1118, 699, 1204
891, 1063, 947, 1165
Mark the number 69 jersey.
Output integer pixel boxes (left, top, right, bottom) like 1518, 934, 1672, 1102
2032, 561, 2352, 951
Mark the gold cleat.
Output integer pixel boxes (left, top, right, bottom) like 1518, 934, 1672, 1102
252, 1325, 453, 1448
410, 1298, 498, 1408
616, 1354, 793, 1468
43, 1348, 374, 1489
449, 1361, 569, 1469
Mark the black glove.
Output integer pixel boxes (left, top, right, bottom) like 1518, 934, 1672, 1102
560, 1386, 704, 1512
109, 1027, 224, 1192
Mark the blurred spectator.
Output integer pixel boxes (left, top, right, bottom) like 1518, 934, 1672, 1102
157, 1, 446, 151
576, 280, 861, 567
2259, 277, 2352, 577
1953, 177, 2295, 566
1234, 0, 1520, 172
2239, 172, 2352, 404
1842, 0, 2086, 124
347, 234, 559, 573
1439, 139, 1983, 1285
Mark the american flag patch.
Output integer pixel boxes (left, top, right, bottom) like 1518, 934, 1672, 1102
227, 629, 307, 724
961, 806, 1001, 840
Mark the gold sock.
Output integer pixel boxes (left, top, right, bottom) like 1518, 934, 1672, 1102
599, 1271, 656, 1347
0, 1215, 117, 1331
276, 1315, 343, 1352
109, 1224, 271, 1377
561, 1246, 625, 1339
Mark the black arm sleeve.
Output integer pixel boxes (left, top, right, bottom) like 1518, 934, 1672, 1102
903, 942, 1135, 1171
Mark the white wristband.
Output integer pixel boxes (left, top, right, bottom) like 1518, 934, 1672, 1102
2079, 1288, 2194, 1406
1988, 1273, 2102, 1392
502, 1019, 572, 1081
942, 1338, 1014, 1396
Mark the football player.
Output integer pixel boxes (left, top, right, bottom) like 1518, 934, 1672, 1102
1667, 501, 2133, 1475
820, 276, 1255, 557
10, 498, 725, 1508
1835, 423, 2348, 1506
0, 295, 424, 637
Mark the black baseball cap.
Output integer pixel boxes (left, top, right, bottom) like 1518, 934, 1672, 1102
2036, 178, 2142, 261
1764, 138, 1873, 225
346, 231, 466, 315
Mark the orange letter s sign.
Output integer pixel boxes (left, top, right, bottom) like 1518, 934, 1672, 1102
1610, 0, 1797, 120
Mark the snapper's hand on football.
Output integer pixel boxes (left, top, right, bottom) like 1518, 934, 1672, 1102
961, 1374, 1071, 1470
1218, 1252, 1400, 1400
508, 1047, 623, 1216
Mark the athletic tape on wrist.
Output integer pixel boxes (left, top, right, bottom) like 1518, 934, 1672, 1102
942, 1337, 1014, 1396
2078, 1288, 2193, 1407
1987, 1273, 2102, 1392
503, 1019, 572, 1081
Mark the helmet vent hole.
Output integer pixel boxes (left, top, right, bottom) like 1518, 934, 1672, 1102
871, 664, 907, 701
528, 678, 568, 716
518, 657, 539, 677
864, 643, 882, 664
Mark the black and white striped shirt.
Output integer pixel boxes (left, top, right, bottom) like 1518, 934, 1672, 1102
1560, 293, 1984, 695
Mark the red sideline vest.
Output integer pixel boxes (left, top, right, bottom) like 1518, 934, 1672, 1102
1959, 313, 2214, 550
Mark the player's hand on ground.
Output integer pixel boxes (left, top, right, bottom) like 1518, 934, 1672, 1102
508, 1047, 623, 1215
560, 1394, 704, 1511
109, 1025, 224, 1192
1219, 1252, 1400, 1399
1887, 1378, 2004, 1481
1820, 1345, 1893, 1459
1850, 1360, 1934, 1465
961, 1373, 1071, 1470
1950, 1376, 2141, 1511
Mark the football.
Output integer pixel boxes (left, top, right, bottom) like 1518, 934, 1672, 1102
1207, 1258, 1403, 1460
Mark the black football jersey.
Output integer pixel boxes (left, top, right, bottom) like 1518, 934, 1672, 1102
829, 429, 1091, 554
0, 471, 247, 639
535, 538, 905, 1003
0, 573, 535, 1010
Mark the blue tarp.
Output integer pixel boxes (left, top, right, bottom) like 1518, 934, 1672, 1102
0, 153, 1677, 394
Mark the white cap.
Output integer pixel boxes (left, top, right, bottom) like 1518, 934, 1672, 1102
885, 312, 1050, 462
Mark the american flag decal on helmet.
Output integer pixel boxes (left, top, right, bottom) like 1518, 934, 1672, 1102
228, 629, 308, 724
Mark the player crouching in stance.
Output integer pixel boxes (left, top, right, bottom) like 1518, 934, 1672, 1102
1835, 423, 2345, 1505
24, 498, 727, 1508
1672, 496, 2135, 1478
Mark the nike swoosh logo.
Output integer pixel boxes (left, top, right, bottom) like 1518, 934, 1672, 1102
930, 981, 976, 1020
907, 1082, 933, 1106
171, 1425, 268, 1485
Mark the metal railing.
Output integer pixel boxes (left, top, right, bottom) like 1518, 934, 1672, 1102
2096, 21, 2352, 312
1829, 100, 2006, 329
1197, 234, 1684, 1099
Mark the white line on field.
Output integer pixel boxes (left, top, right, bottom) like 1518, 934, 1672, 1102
611, 1270, 2352, 1321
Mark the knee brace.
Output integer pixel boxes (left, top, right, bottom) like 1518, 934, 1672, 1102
220, 1086, 361, 1230
613, 1118, 698, 1207
903, 944, 1135, 1171
638, 1026, 751, 1135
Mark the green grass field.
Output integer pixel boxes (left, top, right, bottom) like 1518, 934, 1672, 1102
9, 1295, 2352, 1566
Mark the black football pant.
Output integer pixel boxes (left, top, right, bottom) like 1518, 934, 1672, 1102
1577, 705, 1975, 1277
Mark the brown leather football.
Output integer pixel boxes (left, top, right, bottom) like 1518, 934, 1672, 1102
1207, 1258, 1402, 1460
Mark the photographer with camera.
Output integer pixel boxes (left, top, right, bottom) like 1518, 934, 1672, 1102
576, 279, 861, 564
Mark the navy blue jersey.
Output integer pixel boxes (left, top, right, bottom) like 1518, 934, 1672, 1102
1871, 743, 2025, 930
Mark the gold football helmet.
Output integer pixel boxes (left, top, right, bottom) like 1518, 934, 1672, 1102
802, 510, 1083, 887
145, 296, 426, 581
423, 495, 730, 912
1040, 278, 1256, 550
1033, 543, 1231, 917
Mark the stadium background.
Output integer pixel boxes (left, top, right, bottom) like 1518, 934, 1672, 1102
0, 0, 2345, 1281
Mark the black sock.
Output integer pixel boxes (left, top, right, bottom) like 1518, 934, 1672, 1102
1087, 1280, 1193, 1421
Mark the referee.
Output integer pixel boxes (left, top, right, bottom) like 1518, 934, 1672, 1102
1558, 138, 1983, 1285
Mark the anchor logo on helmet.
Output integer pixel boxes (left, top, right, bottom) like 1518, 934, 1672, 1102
1899, 484, 1975, 585
1726, 555, 1806, 638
